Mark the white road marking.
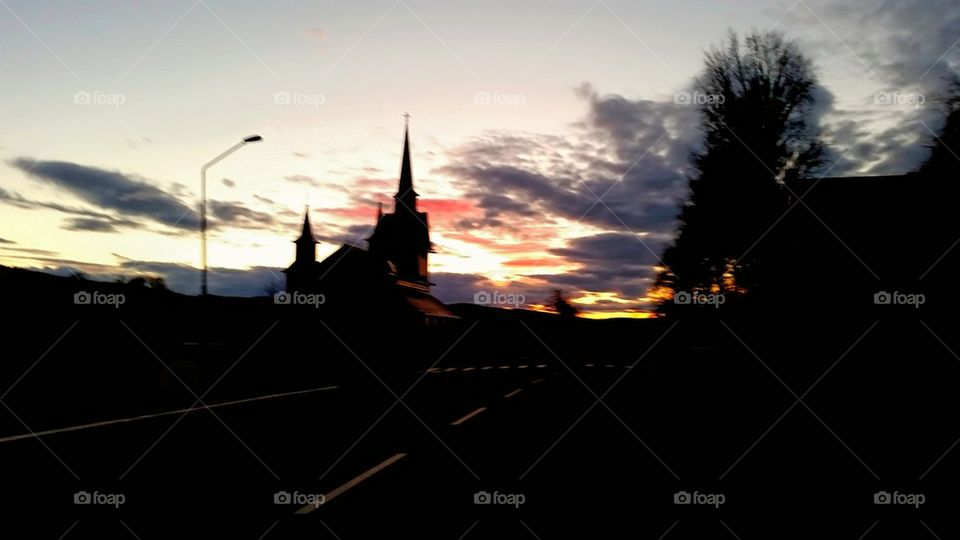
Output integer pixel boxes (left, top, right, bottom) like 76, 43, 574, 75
504, 388, 523, 398
296, 452, 407, 513
462, 367, 475, 372
0, 386, 340, 444
518, 365, 528, 369
481, 366, 493, 371
531, 378, 545, 385
451, 406, 487, 426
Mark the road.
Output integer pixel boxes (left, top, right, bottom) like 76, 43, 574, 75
2, 312, 958, 538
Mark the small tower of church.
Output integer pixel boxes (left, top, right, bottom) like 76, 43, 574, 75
284, 208, 319, 292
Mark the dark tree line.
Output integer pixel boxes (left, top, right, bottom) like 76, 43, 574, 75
920, 78, 960, 179
653, 30, 959, 313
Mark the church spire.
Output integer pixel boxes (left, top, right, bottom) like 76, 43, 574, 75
294, 206, 317, 265
395, 114, 418, 211
296, 206, 316, 244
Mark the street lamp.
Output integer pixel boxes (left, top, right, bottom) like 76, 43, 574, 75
201, 135, 263, 296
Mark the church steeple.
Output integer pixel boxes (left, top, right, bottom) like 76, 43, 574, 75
294, 207, 317, 263
364, 114, 431, 289
395, 114, 418, 212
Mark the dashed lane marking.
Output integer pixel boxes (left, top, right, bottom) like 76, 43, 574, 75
0, 386, 340, 444
451, 406, 488, 426
504, 388, 523, 398
295, 452, 407, 513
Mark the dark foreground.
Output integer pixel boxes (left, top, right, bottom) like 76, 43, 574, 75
0, 279, 956, 538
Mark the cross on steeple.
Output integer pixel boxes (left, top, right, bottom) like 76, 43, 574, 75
403, 112, 411, 128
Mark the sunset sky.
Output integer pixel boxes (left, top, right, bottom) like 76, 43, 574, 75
0, 0, 957, 317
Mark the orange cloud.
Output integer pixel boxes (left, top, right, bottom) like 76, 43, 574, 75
418, 198, 475, 214
323, 198, 478, 229
443, 232, 544, 254
503, 257, 563, 268
418, 198, 480, 228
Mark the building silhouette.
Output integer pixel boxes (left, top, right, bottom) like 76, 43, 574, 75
283, 119, 457, 325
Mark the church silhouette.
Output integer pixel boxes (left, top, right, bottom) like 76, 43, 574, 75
283, 119, 458, 326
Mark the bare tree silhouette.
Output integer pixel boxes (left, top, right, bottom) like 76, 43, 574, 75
548, 289, 580, 319
654, 30, 825, 311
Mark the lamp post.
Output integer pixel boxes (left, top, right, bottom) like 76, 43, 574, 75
201, 135, 263, 296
